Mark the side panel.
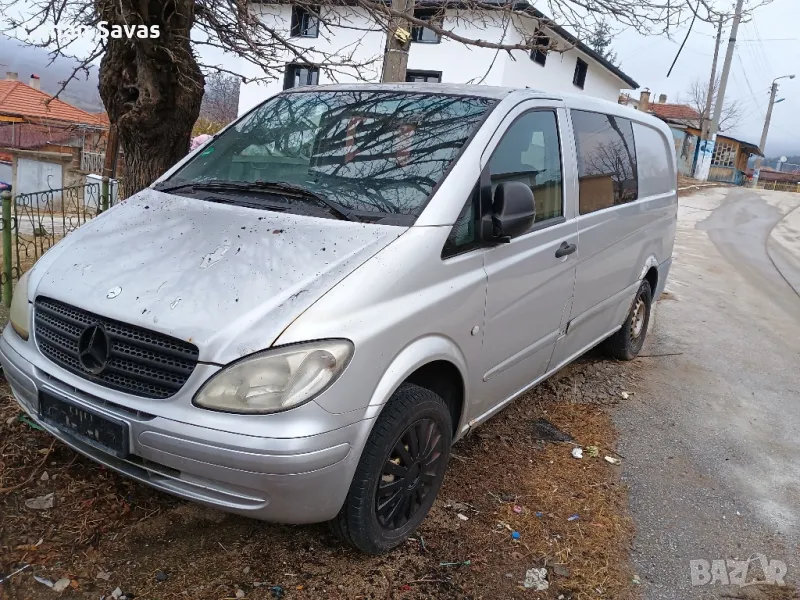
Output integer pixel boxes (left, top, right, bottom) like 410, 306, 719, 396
553, 117, 677, 366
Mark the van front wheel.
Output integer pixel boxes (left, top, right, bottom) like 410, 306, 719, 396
604, 279, 652, 361
329, 383, 452, 554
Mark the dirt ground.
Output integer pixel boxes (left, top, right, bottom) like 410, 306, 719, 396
1, 352, 642, 600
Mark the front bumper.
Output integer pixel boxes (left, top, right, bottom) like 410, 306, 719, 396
0, 330, 373, 524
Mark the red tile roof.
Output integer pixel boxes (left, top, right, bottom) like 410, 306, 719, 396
649, 103, 702, 122
0, 80, 107, 127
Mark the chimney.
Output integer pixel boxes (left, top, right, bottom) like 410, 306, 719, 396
5, 72, 18, 81
639, 89, 651, 112
658, 93, 667, 104
29, 74, 41, 90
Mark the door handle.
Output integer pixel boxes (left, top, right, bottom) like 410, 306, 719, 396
555, 241, 577, 259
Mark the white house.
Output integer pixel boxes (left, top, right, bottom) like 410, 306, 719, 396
237, 2, 639, 115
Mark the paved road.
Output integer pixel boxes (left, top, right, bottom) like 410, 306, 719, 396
615, 187, 800, 599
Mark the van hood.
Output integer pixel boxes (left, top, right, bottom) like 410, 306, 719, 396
31, 189, 404, 364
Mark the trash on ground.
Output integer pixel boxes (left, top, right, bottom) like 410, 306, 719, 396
621, 391, 630, 400
0, 564, 30, 584
532, 418, 574, 443
40, 471, 49, 481
457, 513, 469, 521
571, 447, 583, 459
511, 531, 521, 540
52, 578, 71, 592
97, 571, 111, 581
567, 514, 580, 522
34, 575, 54, 588
632, 574, 641, 585
586, 445, 600, 458
155, 570, 169, 582
512, 504, 523, 514
447, 500, 472, 512
25, 492, 54, 510
111, 588, 123, 599
553, 564, 570, 577
439, 560, 471, 567
270, 585, 284, 598
604, 456, 621, 465
523, 567, 549, 590
235, 589, 246, 599
535, 511, 544, 518
497, 520, 514, 531
20, 415, 45, 431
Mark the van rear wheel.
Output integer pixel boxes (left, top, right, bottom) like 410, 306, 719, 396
329, 383, 452, 554
604, 279, 652, 361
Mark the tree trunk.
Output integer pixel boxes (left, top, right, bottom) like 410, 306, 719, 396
97, 0, 204, 197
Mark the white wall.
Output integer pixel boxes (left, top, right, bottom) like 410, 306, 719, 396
500, 16, 624, 102
238, 6, 630, 115
238, 4, 386, 114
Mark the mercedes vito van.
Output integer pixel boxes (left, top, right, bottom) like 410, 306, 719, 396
1, 83, 676, 554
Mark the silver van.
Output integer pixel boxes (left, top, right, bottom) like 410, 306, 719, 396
1, 84, 676, 553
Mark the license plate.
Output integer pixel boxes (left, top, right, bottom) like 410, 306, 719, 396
38, 392, 129, 458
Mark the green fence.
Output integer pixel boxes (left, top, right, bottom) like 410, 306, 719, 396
0, 180, 123, 307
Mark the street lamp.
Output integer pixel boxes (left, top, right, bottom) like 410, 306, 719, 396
752, 74, 795, 187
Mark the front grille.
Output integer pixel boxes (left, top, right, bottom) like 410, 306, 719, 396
34, 297, 199, 399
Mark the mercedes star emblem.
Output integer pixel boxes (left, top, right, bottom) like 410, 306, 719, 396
77, 322, 111, 375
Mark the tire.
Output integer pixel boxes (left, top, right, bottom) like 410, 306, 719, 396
604, 279, 652, 361
329, 383, 452, 554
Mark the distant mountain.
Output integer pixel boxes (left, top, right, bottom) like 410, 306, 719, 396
0, 35, 104, 113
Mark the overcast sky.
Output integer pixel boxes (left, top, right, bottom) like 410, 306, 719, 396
613, 0, 799, 160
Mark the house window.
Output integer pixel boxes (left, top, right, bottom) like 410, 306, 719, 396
711, 139, 736, 168
411, 9, 441, 43
573, 58, 588, 89
406, 70, 442, 83
530, 33, 550, 66
291, 6, 319, 38
283, 64, 319, 89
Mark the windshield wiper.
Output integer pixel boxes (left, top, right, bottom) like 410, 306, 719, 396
245, 180, 362, 222
156, 179, 361, 222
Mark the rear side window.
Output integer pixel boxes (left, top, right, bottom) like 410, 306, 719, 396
632, 122, 674, 197
572, 110, 638, 214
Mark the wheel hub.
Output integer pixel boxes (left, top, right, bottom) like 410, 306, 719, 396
375, 418, 444, 531
631, 297, 646, 339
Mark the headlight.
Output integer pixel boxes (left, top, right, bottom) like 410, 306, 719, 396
10, 270, 32, 340
194, 340, 354, 414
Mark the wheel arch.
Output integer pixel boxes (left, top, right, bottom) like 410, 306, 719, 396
363, 335, 469, 439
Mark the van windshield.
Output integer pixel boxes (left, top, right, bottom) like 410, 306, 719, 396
164, 90, 496, 219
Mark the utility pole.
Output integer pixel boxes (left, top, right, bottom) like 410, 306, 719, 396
694, 0, 744, 181
700, 17, 724, 141
752, 74, 795, 187
381, 0, 414, 82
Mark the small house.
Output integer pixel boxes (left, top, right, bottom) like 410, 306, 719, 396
621, 90, 762, 185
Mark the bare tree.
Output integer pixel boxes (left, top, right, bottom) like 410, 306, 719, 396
688, 76, 744, 133
0, 0, 770, 195
200, 72, 241, 126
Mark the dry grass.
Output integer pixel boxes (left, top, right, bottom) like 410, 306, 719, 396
0, 355, 639, 600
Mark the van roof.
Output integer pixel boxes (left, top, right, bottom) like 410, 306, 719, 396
282, 83, 664, 128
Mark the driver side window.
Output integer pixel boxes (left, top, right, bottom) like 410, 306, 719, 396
488, 110, 563, 225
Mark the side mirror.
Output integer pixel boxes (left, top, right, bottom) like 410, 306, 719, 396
490, 181, 536, 242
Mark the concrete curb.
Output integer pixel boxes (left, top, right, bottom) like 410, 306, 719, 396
766, 203, 800, 297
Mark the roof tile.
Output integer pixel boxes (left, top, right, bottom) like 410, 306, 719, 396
0, 80, 107, 127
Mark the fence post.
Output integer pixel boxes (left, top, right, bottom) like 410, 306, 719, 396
101, 176, 110, 213
1, 189, 13, 308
